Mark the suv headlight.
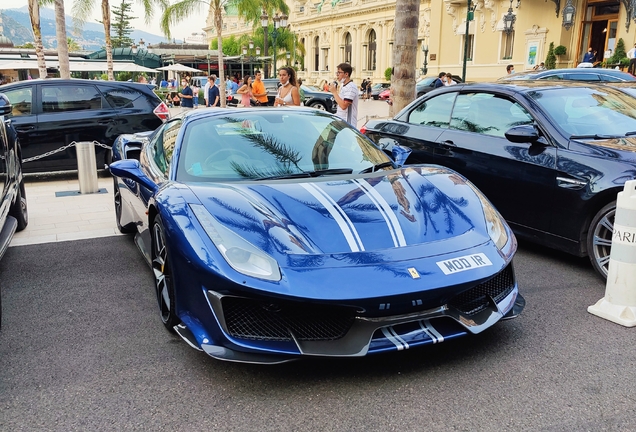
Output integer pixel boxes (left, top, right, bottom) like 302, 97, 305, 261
190, 204, 281, 281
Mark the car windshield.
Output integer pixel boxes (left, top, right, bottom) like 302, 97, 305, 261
528, 86, 636, 137
302, 85, 321, 92
176, 111, 391, 181
416, 77, 436, 88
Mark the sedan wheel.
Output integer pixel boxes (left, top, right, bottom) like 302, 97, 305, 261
113, 179, 135, 234
152, 216, 180, 330
310, 102, 327, 111
587, 202, 615, 279
9, 178, 28, 231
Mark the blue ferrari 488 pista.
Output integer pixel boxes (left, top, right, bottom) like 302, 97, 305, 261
109, 107, 525, 364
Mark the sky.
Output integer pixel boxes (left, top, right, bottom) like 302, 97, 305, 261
7, 0, 208, 42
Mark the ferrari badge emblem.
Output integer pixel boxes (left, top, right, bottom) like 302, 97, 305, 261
408, 267, 420, 279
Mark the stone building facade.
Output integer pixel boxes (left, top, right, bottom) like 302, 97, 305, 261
206, 0, 636, 84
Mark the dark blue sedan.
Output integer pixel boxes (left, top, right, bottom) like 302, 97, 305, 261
109, 107, 523, 363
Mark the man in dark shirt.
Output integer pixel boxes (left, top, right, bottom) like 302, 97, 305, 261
207, 74, 220, 107
433, 72, 446, 88
178, 79, 194, 111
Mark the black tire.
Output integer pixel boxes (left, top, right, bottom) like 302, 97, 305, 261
310, 101, 327, 111
9, 179, 28, 232
586, 201, 615, 279
113, 179, 135, 234
151, 215, 180, 331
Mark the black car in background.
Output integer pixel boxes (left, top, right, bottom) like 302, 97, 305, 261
359, 83, 391, 99
416, 75, 463, 97
228, 79, 337, 112
362, 81, 636, 279
0, 79, 168, 173
497, 67, 636, 83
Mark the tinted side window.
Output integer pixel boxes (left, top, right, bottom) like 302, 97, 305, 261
565, 73, 601, 81
450, 93, 533, 137
407, 92, 456, 128
41, 85, 102, 113
601, 74, 623, 82
541, 74, 564, 80
102, 87, 144, 108
151, 119, 181, 176
4, 87, 33, 116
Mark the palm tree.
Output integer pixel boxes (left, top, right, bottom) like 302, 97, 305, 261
28, 0, 47, 79
161, 0, 230, 107
391, 0, 419, 114
54, 0, 71, 78
74, 0, 165, 81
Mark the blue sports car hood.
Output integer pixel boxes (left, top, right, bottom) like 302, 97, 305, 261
184, 166, 492, 262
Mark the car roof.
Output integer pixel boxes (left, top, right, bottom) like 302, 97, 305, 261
0, 78, 155, 91
499, 68, 636, 81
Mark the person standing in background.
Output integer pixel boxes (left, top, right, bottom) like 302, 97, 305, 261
252, 71, 269, 106
207, 75, 220, 107
191, 82, 199, 109
628, 44, 636, 75
329, 63, 359, 127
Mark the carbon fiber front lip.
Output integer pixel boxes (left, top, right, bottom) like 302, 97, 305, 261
204, 284, 521, 357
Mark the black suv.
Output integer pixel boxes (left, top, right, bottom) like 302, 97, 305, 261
0, 79, 168, 173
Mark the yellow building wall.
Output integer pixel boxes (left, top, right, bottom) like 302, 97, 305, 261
208, 0, 636, 85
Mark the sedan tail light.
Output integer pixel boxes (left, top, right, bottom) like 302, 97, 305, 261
153, 102, 170, 122
359, 124, 367, 134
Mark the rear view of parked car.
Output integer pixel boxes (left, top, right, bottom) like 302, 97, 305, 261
1, 79, 168, 173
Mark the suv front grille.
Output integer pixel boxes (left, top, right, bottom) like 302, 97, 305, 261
221, 297, 356, 342
447, 265, 515, 316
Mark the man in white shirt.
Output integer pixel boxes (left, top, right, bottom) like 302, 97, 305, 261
329, 63, 359, 128
628, 43, 636, 75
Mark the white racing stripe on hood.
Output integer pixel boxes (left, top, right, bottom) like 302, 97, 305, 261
354, 178, 407, 248
300, 182, 365, 252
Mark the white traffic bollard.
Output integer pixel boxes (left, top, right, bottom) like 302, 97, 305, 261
588, 180, 636, 327
75, 141, 99, 194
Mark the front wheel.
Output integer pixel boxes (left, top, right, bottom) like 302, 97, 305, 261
151, 215, 180, 330
587, 201, 615, 279
113, 179, 135, 234
310, 101, 327, 111
9, 178, 28, 231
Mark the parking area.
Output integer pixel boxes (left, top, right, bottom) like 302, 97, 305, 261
1, 235, 635, 431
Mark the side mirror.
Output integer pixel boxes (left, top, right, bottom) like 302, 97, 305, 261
505, 124, 540, 144
391, 145, 412, 167
109, 159, 158, 192
0, 94, 12, 116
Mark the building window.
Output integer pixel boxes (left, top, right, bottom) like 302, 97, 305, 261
463, 34, 474, 61
344, 32, 352, 64
501, 31, 514, 60
367, 30, 377, 71
314, 36, 320, 71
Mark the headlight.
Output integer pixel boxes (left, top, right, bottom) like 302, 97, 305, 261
467, 185, 509, 250
190, 204, 281, 281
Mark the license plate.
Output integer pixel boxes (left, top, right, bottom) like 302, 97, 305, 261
436, 253, 493, 275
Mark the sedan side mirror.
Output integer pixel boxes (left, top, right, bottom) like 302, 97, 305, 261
391, 145, 412, 167
505, 125, 540, 144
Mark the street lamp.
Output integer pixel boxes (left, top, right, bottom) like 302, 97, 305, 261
462, 0, 477, 82
241, 45, 247, 77
421, 43, 429, 76
503, 1, 516, 34
286, 51, 291, 66
562, 0, 576, 31
260, 11, 270, 77
271, 13, 288, 74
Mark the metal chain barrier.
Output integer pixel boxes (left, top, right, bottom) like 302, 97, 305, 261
22, 141, 111, 164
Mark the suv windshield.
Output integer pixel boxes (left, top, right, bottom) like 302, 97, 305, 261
529, 86, 636, 137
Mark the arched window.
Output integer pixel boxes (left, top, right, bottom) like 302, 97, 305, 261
314, 36, 320, 71
345, 32, 352, 64
367, 30, 377, 71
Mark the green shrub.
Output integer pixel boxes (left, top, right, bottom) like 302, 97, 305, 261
609, 38, 627, 65
384, 67, 392, 81
545, 42, 557, 69
554, 45, 567, 56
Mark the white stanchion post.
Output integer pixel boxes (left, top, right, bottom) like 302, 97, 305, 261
588, 180, 636, 327
75, 141, 99, 194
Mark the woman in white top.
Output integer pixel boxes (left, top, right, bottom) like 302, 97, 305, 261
274, 67, 301, 107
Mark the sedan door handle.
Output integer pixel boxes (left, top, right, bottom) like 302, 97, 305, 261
440, 140, 456, 148
98, 119, 115, 125
15, 125, 35, 132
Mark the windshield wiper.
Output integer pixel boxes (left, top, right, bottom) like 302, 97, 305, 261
570, 134, 618, 140
256, 168, 353, 181
359, 162, 396, 174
